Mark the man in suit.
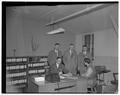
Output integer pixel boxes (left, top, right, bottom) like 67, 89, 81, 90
63, 43, 78, 76
77, 45, 92, 75
48, 43, 62, 67
45, 57, 69, 82
49, 57, 69, 74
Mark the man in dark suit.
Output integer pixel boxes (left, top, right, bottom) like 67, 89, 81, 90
48, 43, 62, 67
49, 57, 69, 74
45, 57, 69, 82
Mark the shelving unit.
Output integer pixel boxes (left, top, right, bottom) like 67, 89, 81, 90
6, 57, 28, 89
6, 56, 48, 92
28, 56, 47, 76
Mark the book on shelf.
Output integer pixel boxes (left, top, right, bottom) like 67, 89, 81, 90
28, 62, 45, 67
6, 57, 28, 63
22, 58, 27, 62
40, 58, 47, 62
29, 69, 45, 74
6, 65, 26, 70
6, 79, 27, 85
6, 72, 26, 78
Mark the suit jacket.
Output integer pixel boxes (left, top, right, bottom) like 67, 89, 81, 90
46, 63, 69, 74
63, 49, 78, 75
48, 49, 62, 66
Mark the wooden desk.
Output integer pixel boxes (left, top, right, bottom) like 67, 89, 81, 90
27, 76, 87, 93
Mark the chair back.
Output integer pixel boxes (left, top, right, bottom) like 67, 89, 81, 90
113, 73, 118, 81
95, 66, 106, 74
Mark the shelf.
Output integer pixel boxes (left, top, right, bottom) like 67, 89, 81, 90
28, 63, 45, 67
28, 67, 44, 70
7, 76, 27, 80
28, 69, 45, 74
6, 62, 27, 66
6, 58, 28, 63
28, 56, 47, 62
6, 72, 26, 78
28, 72, 45, 76
6, 79, 27, 85
6, 65, 27, 70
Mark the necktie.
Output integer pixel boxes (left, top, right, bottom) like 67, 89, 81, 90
56, 51, 58, 57
55, 50, 58, 57
70, 50, 71, 56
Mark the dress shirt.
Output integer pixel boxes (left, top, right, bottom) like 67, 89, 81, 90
55, 50, 58, 57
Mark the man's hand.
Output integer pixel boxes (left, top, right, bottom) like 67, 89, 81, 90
59, 72, 62, 75
67, 72, 73, 77
81, 73, 86, 77
62, 72, 73, 77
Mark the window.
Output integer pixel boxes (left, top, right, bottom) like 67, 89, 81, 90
84, 34, 94, 60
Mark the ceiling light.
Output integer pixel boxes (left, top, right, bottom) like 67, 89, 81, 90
47, 28, 65, 35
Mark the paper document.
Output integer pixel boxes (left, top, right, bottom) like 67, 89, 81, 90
60, 73, 78, 80
60, 75, 65, 79
34, 77, 45, 82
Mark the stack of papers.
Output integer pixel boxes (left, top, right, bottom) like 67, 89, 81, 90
60, 75, 65, 79
62, 73, 72, 77
66, 76, 78, 80
34, 77, 45, 83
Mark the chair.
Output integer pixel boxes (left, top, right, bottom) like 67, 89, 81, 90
111, 73, 118, 92
87, 80, 97, 93
95, 66, 106, 85
102, 73, 118, 93
87, 66, 106, 93
87, 67, 98, 93
111, 73, 118, 85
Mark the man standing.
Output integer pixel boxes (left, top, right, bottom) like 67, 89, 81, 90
48, 43, 62, 67
77, 45, 92, 75
63, 43, 78, 75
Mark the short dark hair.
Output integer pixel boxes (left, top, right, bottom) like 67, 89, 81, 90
83, 45, 87, 48
55, 43, 60, 46
84, 58, 91, 64
70, 43, 74, 46
57, 57, 61, 60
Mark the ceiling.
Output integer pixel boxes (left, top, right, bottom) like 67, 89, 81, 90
8, 4, 118, 34
10, 4, 97, 22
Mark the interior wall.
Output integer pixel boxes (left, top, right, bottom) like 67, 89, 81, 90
6, 8, 26, 56
94, 28, 118, 81
22, 17, 75, 56
75, 34, 83, 54
6, 8, 75, 57
94, 29, 118, 57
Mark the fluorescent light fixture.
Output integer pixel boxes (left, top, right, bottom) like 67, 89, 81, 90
47, 28, 65, 35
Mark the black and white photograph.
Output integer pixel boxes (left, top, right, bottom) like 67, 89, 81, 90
2, 1, 118, 93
